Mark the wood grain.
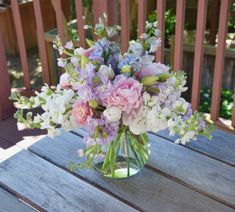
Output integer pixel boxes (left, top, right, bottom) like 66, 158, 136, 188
0, 150, 136, 212
28, 131, 234, 212
147, 133, 235, 207
0, 187, 35, 212
156, 129, 235, 166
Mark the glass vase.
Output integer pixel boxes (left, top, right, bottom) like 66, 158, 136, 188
93, 130, 150, 178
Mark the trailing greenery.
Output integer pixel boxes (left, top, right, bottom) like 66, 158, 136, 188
199, 88, 234, 119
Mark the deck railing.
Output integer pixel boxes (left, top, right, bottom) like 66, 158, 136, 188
0, 0, 234, 133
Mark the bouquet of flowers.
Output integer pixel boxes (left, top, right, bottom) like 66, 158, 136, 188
12, 14, 214, 178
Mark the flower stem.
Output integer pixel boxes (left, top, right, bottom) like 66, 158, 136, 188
125, 132, 130, 177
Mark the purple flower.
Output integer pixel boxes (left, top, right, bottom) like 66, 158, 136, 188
84, 116, 119, 146
183, 103, 193, 120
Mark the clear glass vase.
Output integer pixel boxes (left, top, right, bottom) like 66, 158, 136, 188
93, 130, 150, 178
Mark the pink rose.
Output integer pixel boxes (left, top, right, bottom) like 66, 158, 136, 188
140, 62, 169, 77
72, 101, 93, 125
104, 75, 143, 114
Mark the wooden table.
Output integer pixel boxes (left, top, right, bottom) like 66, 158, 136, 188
0, 128, 235, 212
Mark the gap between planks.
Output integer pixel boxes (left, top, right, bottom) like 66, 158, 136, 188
71, 130, 235, 209
0, 182, 44, 212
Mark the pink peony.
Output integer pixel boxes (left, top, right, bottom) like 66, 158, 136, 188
140, 62, 169, 77
72, 101, 93, 125
104, 75, 143, 114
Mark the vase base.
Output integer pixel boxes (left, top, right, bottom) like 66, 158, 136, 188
94, 157, 143, 179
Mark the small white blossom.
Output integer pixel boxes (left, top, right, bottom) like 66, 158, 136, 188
64, 40, 73, 49
103, 106, 122, 122
57, 58, 67, 67
98, 65, 115, 80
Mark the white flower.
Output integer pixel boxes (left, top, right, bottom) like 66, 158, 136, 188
181, 131, 195, 144
98, 65, 115, 80
148, 37, 161, 52
48, 128, 61, 137
64, 40, 73, 49
74, 47, 85, 55
58, 46, 64, 55
59, 73, 70, 88
103, 106, 122, 122
77, 149, 84, 157
57, 58, 67, 67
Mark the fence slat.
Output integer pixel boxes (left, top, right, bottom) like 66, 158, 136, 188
0, 34, 14, 120
210, 0, 230, 121
93, 0, 107, 24
120, 0, 130, 52
75, 0, 85, 47
10, 0, 31, 90
191, 0, 208, 111
232, 96, 235, 128
173, 0, 186, 71
33, 0, 50, 84
156, 0, 166, 63
137, 0, 147, 37
53, 0, 66, 44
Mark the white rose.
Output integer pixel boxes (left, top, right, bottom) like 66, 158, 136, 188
103, 106, 122, 122
98, 65, 115, 80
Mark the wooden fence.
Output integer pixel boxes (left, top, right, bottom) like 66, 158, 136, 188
0, 0, 234, 133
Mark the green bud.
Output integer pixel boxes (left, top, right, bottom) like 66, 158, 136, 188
145, 86, 160, 94
80, 55, 90, 69
140, 76, 159, 86
121, 65, 133, 74
158, 73, 170, 82
89, 100, 98, 109
86, 39, 95, 47
92, 76, 101, 84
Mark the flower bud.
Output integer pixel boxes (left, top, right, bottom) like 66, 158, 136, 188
158, 73, 170, 82
89, 100, 98, 109
121, 65, 133, 74
140, 76, 159, 86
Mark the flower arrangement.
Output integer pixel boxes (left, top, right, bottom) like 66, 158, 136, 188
12, 14, 214, 178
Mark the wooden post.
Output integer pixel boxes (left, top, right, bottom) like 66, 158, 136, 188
120, 0, 130, 52
156, 0, 166, 63
137, 0, 147, 37
191, 0, 208, 111
173, 0, 186, 71
75, 0, 85, 47
33, 0, 51, 85
211, 0, 230, 121
93, 0, 116, 25
0, 34, 14, 120
10, 0, 31, 90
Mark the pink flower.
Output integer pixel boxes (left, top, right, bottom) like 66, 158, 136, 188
83, 47, 94, 57
104, 75, 143, 114
140, 62, 169, 77
72, 101, 93, 125
59, 73, 71, 89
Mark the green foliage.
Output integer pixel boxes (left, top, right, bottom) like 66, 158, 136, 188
199, 88, 234, 119
228, 2, 235, 32
147, 9, 176, 47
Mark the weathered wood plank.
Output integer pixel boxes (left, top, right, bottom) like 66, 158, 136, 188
73, 129, 235, 207
29, 131, 234, 212
0, 187, 35, 212
147, 133, 235, 207
0, 150, 136, 212
156, 129, 235, 167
